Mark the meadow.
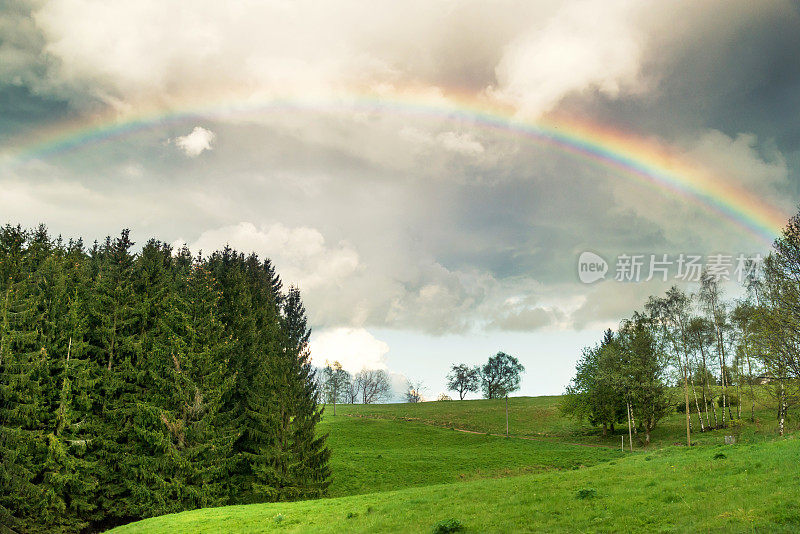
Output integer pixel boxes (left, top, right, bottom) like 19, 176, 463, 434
110, 391, 799, 533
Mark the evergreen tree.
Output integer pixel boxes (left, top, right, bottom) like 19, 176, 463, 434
0, 225, 45, 531
179, 259, 233, 506
211, 249, 281, 503
278, 287, 330, 499
0, 226, 332, 531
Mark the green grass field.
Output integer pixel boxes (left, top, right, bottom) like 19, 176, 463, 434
330, 392, 796, 448
110, 393, 800, 533
319, 413, 622, 497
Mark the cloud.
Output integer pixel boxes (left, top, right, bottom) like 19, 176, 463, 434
489, 306, 566, 332
3, 0, 798, 345
185, 222, 359, 290
436, 131, 485, 155
492, 0, 647, 117
683, 130, 789, 193
569, 280, 672, 330
172, 126, 215, 157
400, 127, 485, 156
309, 327, 390, 373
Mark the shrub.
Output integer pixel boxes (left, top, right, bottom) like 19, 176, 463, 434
432, 518, 464, 533
575, 488, 597, 500
718, 394, 740, 407
728, 418, 745, 438
437, 393, 453, 401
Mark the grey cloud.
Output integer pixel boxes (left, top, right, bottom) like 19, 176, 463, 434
488, 306, 565, 331
1, 0, 798, 339
559, 1, 800, 151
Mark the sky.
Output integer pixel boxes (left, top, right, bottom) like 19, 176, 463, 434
2, 0, 800, 399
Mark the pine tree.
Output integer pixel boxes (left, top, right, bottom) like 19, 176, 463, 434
0, 225, 46, 531
30, 237, 99, 531
179, 259, 232, 506
277, 287, 330, 499
211, 249, 281, 504
89, 230, 148, 523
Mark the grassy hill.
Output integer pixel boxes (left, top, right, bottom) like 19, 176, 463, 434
318, 413, 621, 497
330, 393, 791, 448
110, 394, 799, 533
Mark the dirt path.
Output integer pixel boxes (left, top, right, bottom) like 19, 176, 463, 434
342, 413, 620, 450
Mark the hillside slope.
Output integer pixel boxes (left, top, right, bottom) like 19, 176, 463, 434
319, 414, 621, 497
111, 434, 800, 533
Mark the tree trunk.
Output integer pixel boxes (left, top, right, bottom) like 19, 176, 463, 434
718, 349, 727, 427
689, 369, 704, 432
779, 380, 786, 437
736, 372, 741, 420
746, 353, 755, 422
626, 401, 633, 452
683, 357, 691, 446
699, 342, 712, 428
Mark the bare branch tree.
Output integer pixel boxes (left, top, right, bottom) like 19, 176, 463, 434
404, 380, 426, 403
355, 368, 391, 404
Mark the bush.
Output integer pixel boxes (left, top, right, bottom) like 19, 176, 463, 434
728, 418, 745, 438
575, 488, 597, 500
718, 394, 740, 408
437, 393, 453, 401
432, 518, 464, 533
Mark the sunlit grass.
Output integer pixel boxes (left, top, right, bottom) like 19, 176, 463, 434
110, 392, 800, 533
318, 415, 622, 497
111, 434, 800, 533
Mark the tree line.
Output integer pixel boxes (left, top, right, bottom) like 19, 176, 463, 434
446, 352, 525, 436
445, 352, 524, 401
318, 363, 392, 413
319, 352, 525, 427
0, 225, 330, 533
563, 208, 800, 446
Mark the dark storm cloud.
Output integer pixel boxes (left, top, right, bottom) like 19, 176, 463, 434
560, 1, 800, 152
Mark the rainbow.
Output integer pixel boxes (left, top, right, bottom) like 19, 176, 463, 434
1, 89, 788, 244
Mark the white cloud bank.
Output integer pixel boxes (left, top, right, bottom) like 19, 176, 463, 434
185, 222, 360, 291
32, 0, 649, 120
309, 327, 390, 374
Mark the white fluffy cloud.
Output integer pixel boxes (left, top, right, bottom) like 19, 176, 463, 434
309, 327, 390, 373
30, 0, 649, 120
185, 222, 360, 291
172, 126, 215, 157
493, 0, 646, 117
